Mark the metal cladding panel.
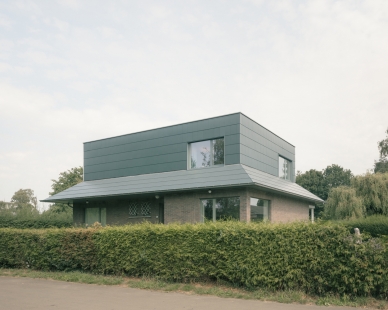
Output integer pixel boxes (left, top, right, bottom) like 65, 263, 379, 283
42, 164, 323, 203
42, 165, 252, 201
242, 165, 322, 202
239, 114, 296, 181
84, 114, 241, 181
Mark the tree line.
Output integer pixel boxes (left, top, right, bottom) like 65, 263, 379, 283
296, 127, 388, 220
0, 167, 83, 221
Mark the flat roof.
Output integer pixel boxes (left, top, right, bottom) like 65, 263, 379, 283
84, 112, 295, 147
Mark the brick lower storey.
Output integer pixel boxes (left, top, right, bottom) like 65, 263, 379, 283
73, 186, 311, 225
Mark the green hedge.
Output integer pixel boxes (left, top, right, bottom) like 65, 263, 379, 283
0, 222, 387, 297
0, 218, 72, 229
338, 215, 388, 237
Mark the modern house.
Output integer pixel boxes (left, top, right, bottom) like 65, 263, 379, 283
42, 113, 323, 226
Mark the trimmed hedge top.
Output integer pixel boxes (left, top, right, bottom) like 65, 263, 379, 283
0, 221, 387, 297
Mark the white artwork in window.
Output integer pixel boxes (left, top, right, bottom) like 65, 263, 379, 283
279, 156, 291, 181
189, 138, 224, 169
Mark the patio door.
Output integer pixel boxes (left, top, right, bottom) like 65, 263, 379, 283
85, 207, 106, 226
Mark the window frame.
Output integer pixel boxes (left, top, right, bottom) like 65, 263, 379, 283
128, 201, 152, 218
85, 207, 106, 226
278, 155, 292, 181
187, 137, 225, 170
200, 196, 240, 222
250, 197, 271, 222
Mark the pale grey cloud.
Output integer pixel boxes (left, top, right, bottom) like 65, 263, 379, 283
0, 0, 387, 208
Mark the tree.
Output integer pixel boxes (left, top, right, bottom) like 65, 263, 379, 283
11, 189, 38, 210
296, 164, 353, 201
46, 166, 83, 214
9, 189, 39, 217
323, 164, 353, 191
352, 172, 388, 216
378, 128, 388, 158
323, 186, 364, 220
374, 159, 388, 174
296, 169, 327, 200
374, 128, 388, 173
50, 166, 83, 196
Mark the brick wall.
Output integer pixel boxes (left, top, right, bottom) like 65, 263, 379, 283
73, 198, 161, 225
73, 187, 310, 225
164, 188, 249, 224
163, 187, 309, 224
247, 188, 309, 222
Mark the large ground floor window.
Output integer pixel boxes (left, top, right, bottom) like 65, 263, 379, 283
250, 198, 270, 221
200, 197, 240, 222
85, 207, 106, 226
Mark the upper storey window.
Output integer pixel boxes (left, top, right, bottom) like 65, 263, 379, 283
189, 138, 224, 169
279, 156, 292, 181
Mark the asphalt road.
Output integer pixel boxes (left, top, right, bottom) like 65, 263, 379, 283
0, 277, 357, 310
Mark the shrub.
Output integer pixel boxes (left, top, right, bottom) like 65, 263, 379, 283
323, 186, 365, 220
0, 218, 72, 229
0, 228, 97, 271
339, 215, 388, 237
0, 222, 387, 297
352, 172, 388, 216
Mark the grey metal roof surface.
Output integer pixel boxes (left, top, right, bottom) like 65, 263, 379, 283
41, 164, 323, 203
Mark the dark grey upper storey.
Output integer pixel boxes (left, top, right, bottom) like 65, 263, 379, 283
83, 113, 295, 182
42, 164, 322, 203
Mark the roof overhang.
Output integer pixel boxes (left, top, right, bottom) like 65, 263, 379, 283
41, 164, 324, 204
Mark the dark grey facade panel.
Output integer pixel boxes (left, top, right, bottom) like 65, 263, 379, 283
225, 153, 240, 165
85, 144, 186, 166
84, 115, 241, 181
240, 155, 277, 176
240, 114, 294, 154
84, 114, 240, 152
240, 125, 295, 159
240, 144, 278, 169
239, 115, 296, 181
83, 112, 298, 183
84, 151, 187, 174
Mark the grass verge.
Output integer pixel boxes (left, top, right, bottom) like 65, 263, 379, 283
0, 268, 387, 309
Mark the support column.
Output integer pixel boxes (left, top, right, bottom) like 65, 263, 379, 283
309, 205, 315, 223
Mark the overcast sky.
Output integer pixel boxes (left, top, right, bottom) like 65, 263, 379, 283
0, 0, 387, 210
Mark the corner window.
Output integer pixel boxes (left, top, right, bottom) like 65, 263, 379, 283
250, 198, 270, 222
201, 197, 239, 222
279, 156, 291, 181
189, 138, 224, 169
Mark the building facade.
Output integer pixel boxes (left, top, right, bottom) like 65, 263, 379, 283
42, 113, 322, 225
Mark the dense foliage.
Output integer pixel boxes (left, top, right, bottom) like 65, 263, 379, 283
47, 166, 83, 214
0, 222, 387, 297
337, 215, 388, 237
352, 172, 388, 216
11, 189, 38, 212
296, 164, 353, 201
374, 127, 388, 173
323, 187, 364, 220
0, 217, 72, 229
